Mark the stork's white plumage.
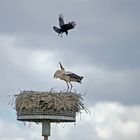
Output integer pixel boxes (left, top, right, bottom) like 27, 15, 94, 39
54, 62, 83, 92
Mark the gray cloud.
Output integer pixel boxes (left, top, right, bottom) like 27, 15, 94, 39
1, 34, 140, 105
0, 0, 139, 71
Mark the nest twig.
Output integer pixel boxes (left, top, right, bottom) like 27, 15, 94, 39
14, 90, 88, 117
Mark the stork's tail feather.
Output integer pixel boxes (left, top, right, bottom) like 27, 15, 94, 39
78, 76, 84, 83
80, 76, 84, 80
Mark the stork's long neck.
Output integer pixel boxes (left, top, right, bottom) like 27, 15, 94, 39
60, 68, 65, 74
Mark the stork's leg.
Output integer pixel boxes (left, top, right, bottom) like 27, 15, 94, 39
69, 82, 73, 92
60, 33, 62, 38
66, 82, 69, 92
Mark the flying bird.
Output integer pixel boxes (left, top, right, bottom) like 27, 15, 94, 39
54, 62, 83, 92
53, 14, 76, 37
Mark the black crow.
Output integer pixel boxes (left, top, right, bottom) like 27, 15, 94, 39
53, 14, 76, 37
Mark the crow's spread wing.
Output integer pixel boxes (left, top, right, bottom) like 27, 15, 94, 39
59, 14, 65, 27
65, 21, 76, 30
53, 26, 62, 34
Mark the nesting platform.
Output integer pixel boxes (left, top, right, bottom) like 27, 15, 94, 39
15, 90, 85, 123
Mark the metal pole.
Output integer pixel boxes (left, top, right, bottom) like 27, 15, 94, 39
42, 121, 50, 140
44, 136, 48, 140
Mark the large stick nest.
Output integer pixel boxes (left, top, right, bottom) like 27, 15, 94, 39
15, 90, 88, 117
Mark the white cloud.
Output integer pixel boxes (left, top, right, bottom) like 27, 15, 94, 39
0, 35, 59, 104
0, 35, 56, 74
0, 102, 140, 140
51, 102, 140, 140
0, 118, 41, 140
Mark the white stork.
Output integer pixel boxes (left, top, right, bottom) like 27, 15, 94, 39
54, 62, 83, 92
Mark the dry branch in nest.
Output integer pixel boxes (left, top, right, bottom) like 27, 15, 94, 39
14, 90, 88, 117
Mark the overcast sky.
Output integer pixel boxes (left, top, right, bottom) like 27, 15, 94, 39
0, 0, 140, 140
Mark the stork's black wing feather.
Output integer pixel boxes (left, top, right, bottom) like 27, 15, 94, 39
66, 72, 83, 83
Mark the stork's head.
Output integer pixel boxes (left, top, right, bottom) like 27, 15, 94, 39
54, 70, 61, 79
